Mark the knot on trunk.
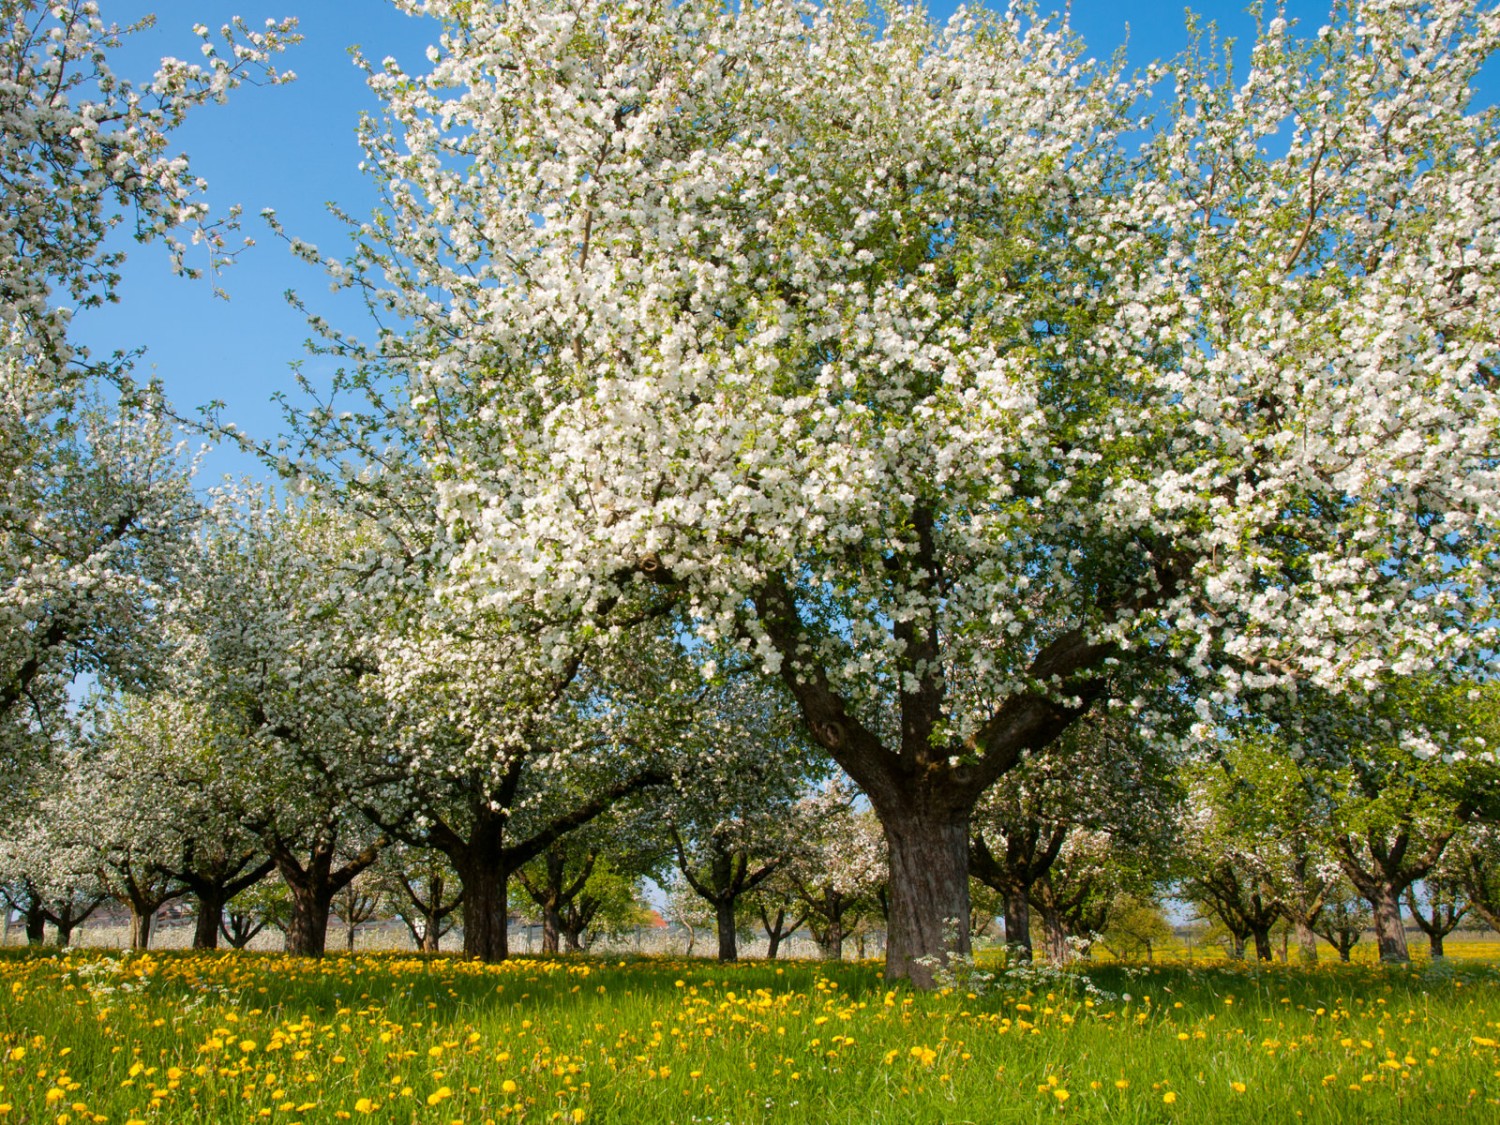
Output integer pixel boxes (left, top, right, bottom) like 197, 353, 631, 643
817, 720, 846, 749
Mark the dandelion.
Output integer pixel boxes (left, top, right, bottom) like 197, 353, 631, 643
1163, 1092, 1178, 1105
1231, 1082, 1247, 1094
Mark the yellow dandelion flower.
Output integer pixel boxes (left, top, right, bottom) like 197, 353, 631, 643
1231, 1082, 1247, 1094
1053, 1089, 1070, 1103
355, 1097, 376, 1113
1163, 1092, 1178, 1105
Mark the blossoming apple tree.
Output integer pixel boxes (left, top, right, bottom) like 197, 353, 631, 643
311, 0, 1500, 982
1, 1, 295, 756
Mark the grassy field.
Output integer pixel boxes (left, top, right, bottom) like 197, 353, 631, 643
2, 948, 1499, 1124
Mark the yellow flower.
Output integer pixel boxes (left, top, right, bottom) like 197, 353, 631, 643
501, 1080, 517, 1095
1053, 1089, 1070, 1103
1115, 1079, 1129, 1090
571, 1111, 587, 1124
1231, 1082, 1247, 1094
6, 1048, 23, 1062
239, 1040, 257, 1053
426, 1086, 452, 1106
1163, 1092, 1178, 1105
354, 1097, 376, 1114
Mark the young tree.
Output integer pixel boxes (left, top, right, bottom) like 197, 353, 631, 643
1313, 881, 1372, 963
972, 703, 1180, 962
373, 845, 461, 953
1405, 877, 1468, 960
781, 780, 887, 961
294, 0, 1500, 983
1292, 683, 1496, 963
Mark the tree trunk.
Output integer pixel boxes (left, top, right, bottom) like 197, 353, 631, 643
814, 894, 846, 961
459, 860, 509, 962
1429, 931, 1445, 959
284, 885, 333, 957
1251, 925, 1273, 962
715, 897, 738, 962
763, 909, 786, 960
1370, 885, 1410, 964
24, 907, 45, 945
1295, 920, 1319, 964
1003, 887, 1032, 964
541, 904, 562, 955
194, 890, 227, 951
129, 907, 153, 951
1227, 932, 1246, 961
880, 801, 971, 987
1039, 905, 1070, 964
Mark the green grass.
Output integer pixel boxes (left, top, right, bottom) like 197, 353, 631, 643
2, 947, 1499, 1123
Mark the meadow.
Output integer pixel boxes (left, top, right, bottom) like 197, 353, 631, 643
2, 947, 1499, 1124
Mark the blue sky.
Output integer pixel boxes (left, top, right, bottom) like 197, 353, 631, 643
72, 0, 1487, 484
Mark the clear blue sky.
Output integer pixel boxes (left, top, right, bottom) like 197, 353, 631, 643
71, 0, 1486, 484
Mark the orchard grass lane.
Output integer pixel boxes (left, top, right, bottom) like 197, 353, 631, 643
2, 950, 1500, 1123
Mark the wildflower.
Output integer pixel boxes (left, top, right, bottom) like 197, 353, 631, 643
1053, 1089, 1070, 1103
355, 1097, 376, 1113
1163, 1092, 1178, 1105
1231, 1082, 1247, 1094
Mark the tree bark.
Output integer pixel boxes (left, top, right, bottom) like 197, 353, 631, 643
284, 885, 332, 957
880, 801, 971, 988
193, 889, 228, 951
24, 907, 45, 945
1003, 887, 1032, 964
762, 908, 786, 960
715, 897, 739, 962
1295, 920, 1319, 964
458, 857, 509, 962
1251, 925, 1273, 962
129, 907, 154, 951
1370, 884, 1410, 964
541, 903, 562, 955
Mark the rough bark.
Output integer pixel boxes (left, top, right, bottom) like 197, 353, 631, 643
456, 851, 509, 961
1295, 920, 1319, 964
880, 801, 972, 988
129, 907, 154, 951
715, 897, 739, 962
1251, 925, 1273, 963
1003, 888, 1031, 964
24, 906, 46, 945
1369, 884, 1410, 964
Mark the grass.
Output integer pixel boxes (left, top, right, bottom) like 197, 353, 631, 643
2, 948, 1500, 1123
